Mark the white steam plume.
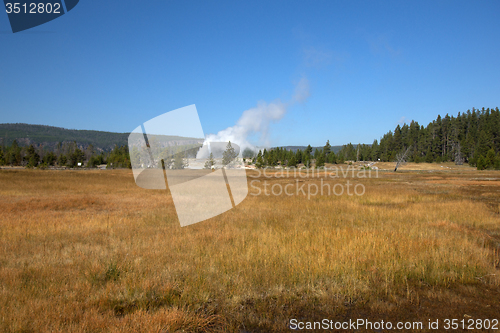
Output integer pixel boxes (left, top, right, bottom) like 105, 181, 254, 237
293, 77, 310, 103
197, 78, 310, 158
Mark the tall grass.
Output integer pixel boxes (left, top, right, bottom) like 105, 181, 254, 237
0, 169, 499, 332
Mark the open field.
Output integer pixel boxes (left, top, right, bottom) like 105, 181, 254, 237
360, 162, 477, 172
1, 166, 499, 332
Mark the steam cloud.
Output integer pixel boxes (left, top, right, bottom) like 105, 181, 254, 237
293, 77, 310, 103
197, 77, 310, 158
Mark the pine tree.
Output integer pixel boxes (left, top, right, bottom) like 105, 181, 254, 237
316, 153, 325, 168
8, 140, 22, 166
69, 148, 85, 167
393, 125, 403, 152
58, 154, 67, 166
305, 145, 313, 156
425, 146, 433, 163
476, 155, 486, 170
25, 144, 40, 168
494, 152, 500, 170
314, 148, 320, 160
222, 141, 238, 167
255, 154, 264, 169
327, 151, 336, 164
476, 130, 490, 159
486, 148, 496, 169
204, 152, 216, 169
323, 140, 331, 156
43, 151, 56, 166
172, 149, 186, 169
371, 139, 379, 160
295, 149, 303, 163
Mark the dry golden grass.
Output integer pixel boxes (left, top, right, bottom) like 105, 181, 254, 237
364, 161, 475, 171
0, 167, 499, 332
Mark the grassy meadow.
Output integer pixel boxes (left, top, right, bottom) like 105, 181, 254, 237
0, 166, 499, 332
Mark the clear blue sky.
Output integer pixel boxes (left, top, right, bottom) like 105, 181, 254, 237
1, 1, 499, 146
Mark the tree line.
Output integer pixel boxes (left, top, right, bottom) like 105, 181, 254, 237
245, 142, 341, 169
2, 107, 499, 170
372, 107, 500, 169
248, 107, 500, 170
0, 140, 131, 169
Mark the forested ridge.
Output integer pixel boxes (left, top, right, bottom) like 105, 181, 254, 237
0, 124, 134, 168
252, 107, 500, 170
0, 123, 202, 169
372, 107, 500, 166
0, 123, 130, 151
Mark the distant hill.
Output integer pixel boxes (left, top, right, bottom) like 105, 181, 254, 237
0, 123, 201, 152
0, 123, 360, 155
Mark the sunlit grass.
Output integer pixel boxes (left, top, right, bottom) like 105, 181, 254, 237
0, 168, 499, 332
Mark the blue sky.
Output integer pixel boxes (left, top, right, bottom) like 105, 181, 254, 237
1, 1, 499, 146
